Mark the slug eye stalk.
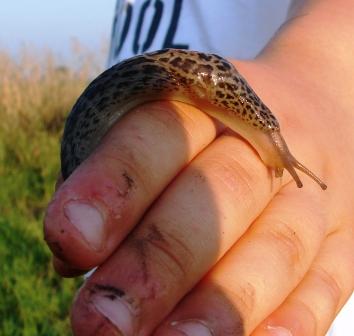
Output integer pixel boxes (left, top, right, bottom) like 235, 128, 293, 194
270, 131, 327, 190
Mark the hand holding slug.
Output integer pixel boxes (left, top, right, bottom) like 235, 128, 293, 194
44, 43, 353, 335
61, 49, 326, 190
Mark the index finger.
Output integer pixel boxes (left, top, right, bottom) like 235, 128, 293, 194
44, 101, 221, 270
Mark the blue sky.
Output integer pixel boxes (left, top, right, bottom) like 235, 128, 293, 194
0, 0, 116, 58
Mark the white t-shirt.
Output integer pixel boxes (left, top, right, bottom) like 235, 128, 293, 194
108, 0, 299, 65
107, 1, 353, 335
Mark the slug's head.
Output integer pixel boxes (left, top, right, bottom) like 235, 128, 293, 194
269, 131, 327, 190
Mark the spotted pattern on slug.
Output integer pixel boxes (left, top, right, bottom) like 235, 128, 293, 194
61, 49, 279, 179
146, 49, 279, 130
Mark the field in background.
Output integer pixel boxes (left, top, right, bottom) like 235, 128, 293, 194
0, 41, 107, 335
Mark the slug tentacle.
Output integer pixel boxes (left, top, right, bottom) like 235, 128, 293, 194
269, 131, 327, 190
61, 48, 326, 190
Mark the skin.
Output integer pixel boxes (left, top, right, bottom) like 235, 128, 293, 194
44, 0, 354, 335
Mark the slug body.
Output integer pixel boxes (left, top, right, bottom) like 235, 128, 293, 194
61, 49, 326, 189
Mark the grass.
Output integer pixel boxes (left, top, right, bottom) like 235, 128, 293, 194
0, 42, 106, 335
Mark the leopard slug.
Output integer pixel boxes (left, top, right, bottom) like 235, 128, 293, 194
61, 48, 327, 190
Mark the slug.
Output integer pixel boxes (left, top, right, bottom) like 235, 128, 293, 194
61, 48, 327, 190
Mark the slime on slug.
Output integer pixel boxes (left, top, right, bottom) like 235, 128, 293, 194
60, 48, 327, 190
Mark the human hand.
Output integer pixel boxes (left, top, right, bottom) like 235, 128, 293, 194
44, 63, 353, 335
44, 1, 354, 334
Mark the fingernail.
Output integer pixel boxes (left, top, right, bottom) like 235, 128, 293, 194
64, 200, 105, 251
266, 325, 293, 336
92, 290, 139, 336
171, 319, 214, 336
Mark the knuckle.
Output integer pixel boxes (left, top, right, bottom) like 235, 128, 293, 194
98, 150, 151, 197
288, 297, 319, 334
129, 103, 186, 149
131, 223, 196, 284
266, 220, 307, 270
200, 155, 257, 204
311, 266, 342, 307
219, 280, 257, 319
141, 102, 183, 129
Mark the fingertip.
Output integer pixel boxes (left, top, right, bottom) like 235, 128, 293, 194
44, 172, 113, 269
71, 294, 118, 336
71, 283, 132, 336
251, 302, 315, 336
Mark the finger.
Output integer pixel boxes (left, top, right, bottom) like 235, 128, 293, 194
153, 184, 330, 336
70, 132, 278, 335
44, 101, 220, 269
53, 172, 87, 276
252, 228, 354, 336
